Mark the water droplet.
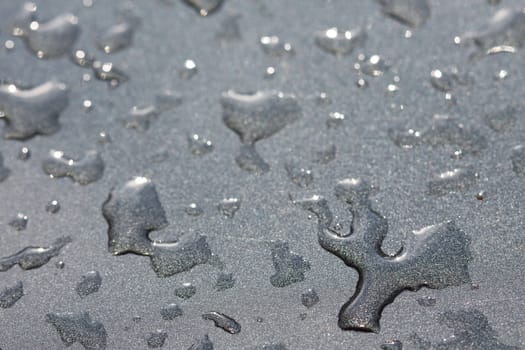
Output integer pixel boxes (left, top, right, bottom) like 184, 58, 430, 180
256, 317, 264, 323
378, 0, 430, 27
187, 334, 213, 350
146, 330, 168, 348
301, 288, 319, 308
484, 106, 517, 132
295, 178, 470, 332
0, 81, 68, 140
11, 4, 80, 58
416, 296, 436, 307
71, 49, 95, 68
427, 168, 479, 196
92, 60, 128, 88
43, 150, 105, 185
185, 203, 204, 216
76, 270, 102, 298
381, 340, 403, 350
356, 78, 369, 88
46, 312, 107, 349
202, 312, 241, 334
98, 131, 111, 144
475, 191, 485, 201
299, 313, 307, 320
269, 241, 310, 287
259, 35, 294, 57
511, 145, 525, 175
96, 13, 141, 54
55, 260, 65, 269
17, 146, 31, 161
221, 90, 301, 174
0, 236, 71, 271
126, 105, 159, 131
217, 198, 241, 218
314, 144, 336, 164
410, 309, 520, 349
429, 67, 468, 92
83, 0, 94, 8
360, 54, 390, 77
404, 30, 413, 38
0, 281, 23, 308
285, 163, 313, 188
102, 178, 212, 277
82, 99, 93, 112
132, 315, 142, 323
215, 272, 235, 291
160, 304, 183, 320
495, 69, 509, 80
4, 40, 15, 51
45, 200, 60, 214
175, 283, 196, 299
182, 0, 223, 16
9, 213, 28, 231
326, 111, 345, 128
188, 134, 214, 156
264, 66, 276, 79
387, 83, 399, 93
315, 92, 332, 106
314, 27, 366, 55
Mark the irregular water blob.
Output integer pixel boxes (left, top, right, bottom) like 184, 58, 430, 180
510, 145, 525, 175
259, 36, 294, 57
12, 3, 80, 58
327, 112, 345, 128
102, 177, 212, 277
92, 61, 128, 88
427, 168, 479, 196
295, 178, 471, 332
0, 281, 24, 308
9, 213, 28, 231
315, 27, 366, 56
160, 304, 183, 320
215, 272, 235, 291
202, 312, 241, 334
179, 59, 198, 79
0, 154, 10, 182
96, 12, 141, 54
221, 90, 301, 174
146, 330, 168, 348
217, 198, 241, 218
0, 81, 68, 140
185, 203, 204, 216
175, 283, 197, 299
188, 334, 213, 350
380, 340, 403, 350
182, 0, 223, 16
301, 288, 319, 308
314, 144, 336, 164
46, 312, 107, 350
388, 115, 487, 157
410, 309, 520, 349
416, 296, 436, 307
0, 236, 71, 271
126, 105, 159, 131
18, 146, 31, 160
76, 271, 102, 298
43, 150, 104, 185
188, 134, 214, 155
284, 163, 314, 188
484, 106, 517, 132
378, 0, 430, 27
269, 241, 310, 287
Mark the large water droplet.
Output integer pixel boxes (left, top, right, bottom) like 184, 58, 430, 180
221, 90, 302, 174
182, 0, 223, 16
76, 271, 102, 298
43, 150, 105, 185
427, 168, 479, 196
0, 281, 24, 308
46, 312, 107, 350
378, 0, 430, 27
146, 330, 168, 348
269, 241, 310, 287
314, 27, 366, 56
202, 311, 241, 334
0, 81, 68, 140
0, 236, 71, 271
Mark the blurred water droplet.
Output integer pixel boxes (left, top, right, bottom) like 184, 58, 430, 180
155, 89, 183, 112
378, 0, 430, 27
71, 49, 95, 67
96, 13, 141, 54
427, 168, 479, 196
92, 61, 128, 88
188, 134, 214, 155
43, 150, 104, 185
217, 198, 241, 218
76, 270, 102, 298
475, 191, 485, 201
179, 59, 198, 79
202, 311, 241, 334
187, 334, 213, 350
360, 55, 390, 77
264, 66, 276, 79
0, 154, 10, 182
301, 288, 319, 308
429, 67, 468, 92
327, 112, 345, 128
315, 92, 332, 106
217, 14, 241, 41
270, 241, 310, 287
356, 78, 369, 88
256, 344, 288, 350
0, 281, 23, 308
9, 213, 28, 231
511, 145, 525, 175
404, 30, 413, 38
381, 340, 403, 350
83, 0, 94, 8
45, 200, 61, 214
495, 69, 509, 80
0, 81, 68, 140
46, 312, 107, 349
4, 40, 15, 51
182, 0, 223, 16
126, 105, 159, 131
55, 260, 65, 269
259, 35, 294, 57
215, 272, 235, 291
185, 203, 204, 216
160, 304, 183, 320
132, 315, 142, 323
17, 146, 31, 161
314, 144, 336, 164
484, 106, 517, 132
146, 330, 168, 348
175, 283, 196, 299
387, 83, 399, 93
416, 296, 436, 307
315, 27, 366, 55
285, 163, 313, 188
97, 131, 111, 144
82, 99, 93, 112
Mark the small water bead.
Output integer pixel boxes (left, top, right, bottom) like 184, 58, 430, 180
259, 36, 294, 57
380, 340, 403, 350
43, 150, 105, 185
46, 312, 107, 350
0, 281, 23, 308
182, 0, 223, 16
387, 83, 399, 93
315, 92, 332, 106
188, 334, 214, 350
75, 270, 102, 298
0, 81, 69, 140
179, 59, 198, 79
429, 68, 467, 92
188, 134, 214, 155
427, 168, 479, 196
269, 241, 310, 287
301, 289, 319, 308
314, 27, 366, 55
92, 60, 128, 88
4, 40, 15, 51
284, 163, 313, 188
18, 146, 31, 161
82, 99, 93, 112
185, 203, 204, 216
475, 191, 485, 201
202, 312, 241, 334
299, 313, 307, 320
71, 49, 95, 68
132, 315, 142, 323
495, 69, 509, 80
404, 30, 412, 38
9, 213, 28, 231
264, 66, 276, 79
97, 131, 111, 144
215, 272, 235, 291
314, 144, 336, 164
160, 304, 183, 320
147, 330, 168, 348
356, 78, 369, 88
217, 198, 241, 218
55, 260, 65, 269
126, 105, 159, 131
417, 296, 436, 307
46, 200, 61, 214
175, 283, 196, 299
378, 0, 430, 27
327, 112, 345, 128
484, 106, 517, 132
360, 55, 390, 77
511, 145, 525, 175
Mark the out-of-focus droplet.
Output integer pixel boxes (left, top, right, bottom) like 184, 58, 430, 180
301, 289, 319, 308
285, 163, 313, 188
188, 134, 214, 156
264, 66, 276, 79
18, 146, 31, 160
46, 200, 60, 214
82, 99, 93, 112
179, 59, 198, 79
484, 106, 517, 132
126, 105, 159, 131
427, 168, 479, 196
217, 198, 241, 218
259, 35, 294, 57
327, 112, 345, 128
4, 40, 15, 51
378, 0, 430, 27
175, 283, 196, 299
9, 213, 28, 231
92, 60, 128, 88
356, 78, 369, 88
495, 69, 509, 80
96, 12, 141, 54
360, 55, 390, 77
182, 0, 223, 16
315, 27, 366, 56
215, 272, 235, 291
160, 304, 183, 320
